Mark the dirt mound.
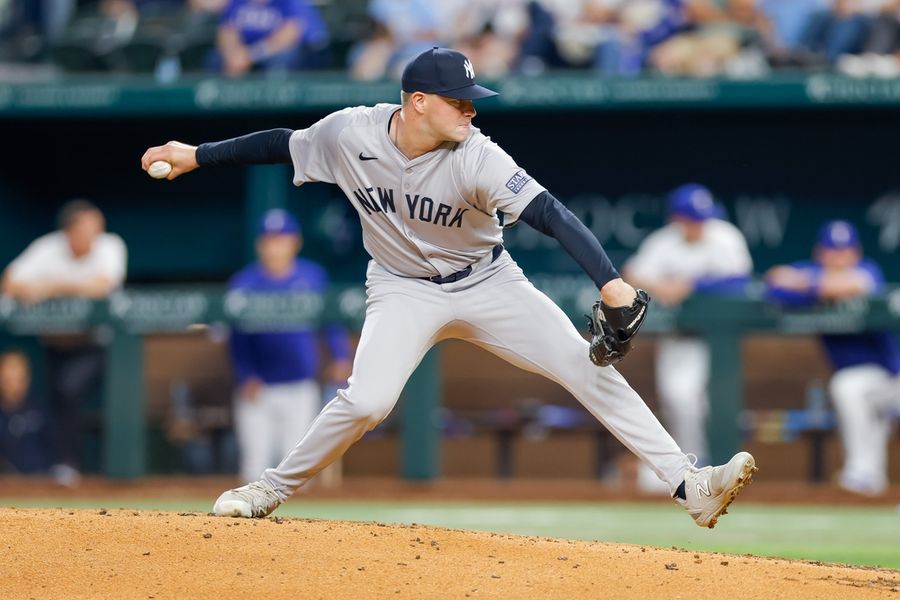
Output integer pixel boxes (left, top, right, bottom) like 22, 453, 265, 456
3, 508, 898, 599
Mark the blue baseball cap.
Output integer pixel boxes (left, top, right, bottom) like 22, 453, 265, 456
401, 47, 498, 100
817, 220, 859, 249
257, 209, 300, 236
667, 183, 722, 221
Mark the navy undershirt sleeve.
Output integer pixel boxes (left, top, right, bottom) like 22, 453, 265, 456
517, 191, 620, 289
196, 128, 293, 166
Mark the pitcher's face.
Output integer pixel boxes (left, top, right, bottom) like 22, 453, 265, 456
427, 95, 477, 143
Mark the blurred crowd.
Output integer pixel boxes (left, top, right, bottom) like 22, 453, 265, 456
4, 0, 900, 81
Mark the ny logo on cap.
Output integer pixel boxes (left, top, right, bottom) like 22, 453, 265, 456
463, 59, 474, 80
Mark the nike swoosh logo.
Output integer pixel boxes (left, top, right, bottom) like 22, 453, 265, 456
359, 152, 378, 161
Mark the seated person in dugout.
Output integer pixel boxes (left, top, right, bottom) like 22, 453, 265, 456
0, 350, 57, 478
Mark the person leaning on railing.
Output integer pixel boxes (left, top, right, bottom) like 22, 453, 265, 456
765, 220, 900, 496
0, 199, 127, 487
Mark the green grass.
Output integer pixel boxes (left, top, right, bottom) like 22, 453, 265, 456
4, 498, 899, 570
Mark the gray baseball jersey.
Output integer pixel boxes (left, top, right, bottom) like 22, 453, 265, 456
288, 104, 546, 278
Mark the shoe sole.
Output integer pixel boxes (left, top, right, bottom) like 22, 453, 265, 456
706, 453, 757, 529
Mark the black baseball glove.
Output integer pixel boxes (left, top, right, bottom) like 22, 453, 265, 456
587, 289, 651, 367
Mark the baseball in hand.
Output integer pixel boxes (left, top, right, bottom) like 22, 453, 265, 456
148, 160, 173, 179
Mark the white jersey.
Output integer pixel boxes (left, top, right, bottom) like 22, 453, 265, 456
288, 104, 546, 278
626, 219, 752, 282
6, 231, 127, 288
626, 218, 751, 464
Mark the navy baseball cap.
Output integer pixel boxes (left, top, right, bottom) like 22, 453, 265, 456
668, 183, 722, 221
817, 220, 859, 249
401, 47, 498, 100
257, 209, 300, 236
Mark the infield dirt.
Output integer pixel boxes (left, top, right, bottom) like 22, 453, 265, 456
2, 508, 899, 599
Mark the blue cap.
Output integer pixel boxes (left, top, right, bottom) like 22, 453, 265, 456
817, 220, 859, 249
257, 209, 300, 236
668, 183, 721, 221
401, 47, 498, 100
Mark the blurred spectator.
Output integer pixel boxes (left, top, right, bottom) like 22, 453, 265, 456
43, 0, 224, 75
37, 1, 80, 45
211, 0, 329, 77
47, 0, 140, 72
525, 0, 762, 78
0, 0, 67, 63
623, 184, 752, 492
588, 0, 648, 75
647, 0, 770, 77
515, 0, 607, 73
0, 199, 127, 482
765, 220, 900, 496
0, 350, 56, 476
101, 0, 170, 15
441, 0, 530, 78
229, 209, 352, 483
190, 0, 228, 11
1, 199, 126, 303
757, 0, 828, 68
863, 0, 900, 53
183, 0, 228, 21
798, 0, 886, 66
514, 1, 638, 74
350, 0, 442, 80
837, 0, 900, 76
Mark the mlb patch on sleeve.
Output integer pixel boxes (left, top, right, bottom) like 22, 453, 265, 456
505, 170, 531, 194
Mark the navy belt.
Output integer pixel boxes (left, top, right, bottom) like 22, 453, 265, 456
423, 244, 503, 284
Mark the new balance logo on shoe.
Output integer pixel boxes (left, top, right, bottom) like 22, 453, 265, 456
696, 480, 711, 497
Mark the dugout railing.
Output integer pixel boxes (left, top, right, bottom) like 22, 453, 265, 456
1, 284, 898, 479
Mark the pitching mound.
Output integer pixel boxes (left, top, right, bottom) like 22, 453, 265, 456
3, 508, 898, 599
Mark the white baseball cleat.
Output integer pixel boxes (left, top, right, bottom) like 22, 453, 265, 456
837, 470, 887, 497
213, 480, 283, 518
676, 451, 757, 529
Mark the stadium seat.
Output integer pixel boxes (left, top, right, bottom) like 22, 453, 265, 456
49, 9, 133, 73
172, 11, 219, 73
317, 0, 374, 68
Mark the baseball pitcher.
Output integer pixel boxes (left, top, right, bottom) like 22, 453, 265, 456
142, 47, 756, 528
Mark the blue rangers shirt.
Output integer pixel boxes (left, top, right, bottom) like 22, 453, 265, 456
222, 0, 328, 47
229, 258, 351, 386
766, 259, 900, 374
